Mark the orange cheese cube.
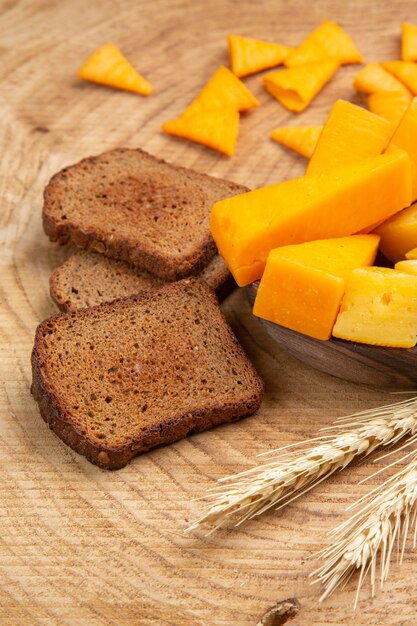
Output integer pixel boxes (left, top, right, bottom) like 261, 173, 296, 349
332, 267, 417, 348
77, 44, 153, 95
162, 108, 239, 157
368, 90, 411, 124
253, 235, 380, 341
270, 125, 322, 158
353, 63, 411, 95
263, 60, 339, 112
382, 61, 417, 96
386, 98, 417, 200
211, 149, 412, 286
284, 21, 363, 67
183, 65, 259, 116
402, 23, 417, 62
228, 34, 291, 77
307, 100, 393, 175
374, 204, 417, 262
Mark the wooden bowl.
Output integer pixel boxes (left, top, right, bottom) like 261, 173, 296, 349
246, 282, 417, 389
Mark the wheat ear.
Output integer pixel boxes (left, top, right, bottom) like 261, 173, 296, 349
312, 449, 417, 609
188, 397, 417, 532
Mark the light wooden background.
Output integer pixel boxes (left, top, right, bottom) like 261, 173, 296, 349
2, 0, 417, 624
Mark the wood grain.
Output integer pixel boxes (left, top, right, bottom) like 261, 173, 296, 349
2, 1, 417, 624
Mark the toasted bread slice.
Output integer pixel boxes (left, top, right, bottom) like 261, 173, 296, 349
31, 279, 264, 469
43, 148, 248, 281
49, 249, 235, 311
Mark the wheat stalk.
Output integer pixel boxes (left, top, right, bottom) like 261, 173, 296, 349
188, 397, 417, 532
312, 449, 417, 609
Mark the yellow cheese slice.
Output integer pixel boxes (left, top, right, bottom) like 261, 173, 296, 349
332, 267, 417, 348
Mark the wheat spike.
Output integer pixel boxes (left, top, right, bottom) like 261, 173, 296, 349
188, 397, 417, 532
312, 450, 417, 609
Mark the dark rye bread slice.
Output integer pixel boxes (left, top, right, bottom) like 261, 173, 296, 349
31, 278, 264, 469
43, 148, 248, 281
49, 249, 236, 312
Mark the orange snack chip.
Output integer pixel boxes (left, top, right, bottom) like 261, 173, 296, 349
353, 62, 411, 95
162, 108, 239, 157
382, 61, 417, 96
270, 125, 322, 158
263, 60, 339, 112
285, 20, 363, 67
367, 90, 411, 124
228, 34, 291, 77
77, 43, 153, 95
162, 65, 258, 155
402, 23, 417, 61
183, 65, 259, 116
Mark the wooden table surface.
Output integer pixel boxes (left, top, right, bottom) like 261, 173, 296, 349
2, 0, 417, 623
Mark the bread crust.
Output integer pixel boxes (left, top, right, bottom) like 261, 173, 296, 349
31, 280, 263, 469
43, 148, 248, 281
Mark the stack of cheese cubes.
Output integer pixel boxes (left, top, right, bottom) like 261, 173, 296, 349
211, 98, 417, 348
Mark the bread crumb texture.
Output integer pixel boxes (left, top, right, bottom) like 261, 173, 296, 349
31, 279, 264, 469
